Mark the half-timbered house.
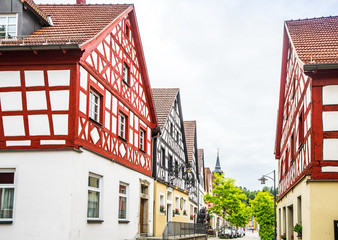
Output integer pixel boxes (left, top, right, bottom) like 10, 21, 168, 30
0, 0, 157, 239
151, 88, 190, 236
275, 16, 338, 240
184, 120, 199, 222
197, 149, 206, 211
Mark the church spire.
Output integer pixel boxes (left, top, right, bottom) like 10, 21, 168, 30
213, 148, 223, 175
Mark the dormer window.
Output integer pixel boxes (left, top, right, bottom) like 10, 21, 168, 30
0, 15, 17, 38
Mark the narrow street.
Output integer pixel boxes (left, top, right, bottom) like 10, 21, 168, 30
208, 231, 260, 240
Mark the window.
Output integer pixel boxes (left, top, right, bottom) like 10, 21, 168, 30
89, 90, 101, 122
298, 110, 304, 147
118, 113, 127, 140
125, 24, 130, 38
0, 15, 17, 38
87, 174, 101, 219
0, 169, 15, 221
175, 160, 179, 177
140, 128, 146, 151
168, 155, 173, 172
119, 183, 128, 220
291, 133, 295, 161
161, 148, 166, 167
170, 123, 173, 136
123, 62, 130, 85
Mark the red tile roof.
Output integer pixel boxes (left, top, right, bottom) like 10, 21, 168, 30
21, 0, 49, 24
286, 16, 338, 65
151, 88, 179, 129
184, 121, 196, 163
0, 2, 131, 46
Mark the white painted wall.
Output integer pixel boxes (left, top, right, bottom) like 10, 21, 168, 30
0, 148, 154, 240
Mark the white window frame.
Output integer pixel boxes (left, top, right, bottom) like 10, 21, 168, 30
175, 196, 180, 213
118, 182, 129, 221
122, 62, 130, 84
89, 90, 101, 122
140, 128, 145, 151
0, 14, 17, 38
87, 173, 102, 220
118, 113, 127, 140
0, 168, 16, 222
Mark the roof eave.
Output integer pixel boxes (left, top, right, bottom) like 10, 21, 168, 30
304, 63, 338, 72
0, 44, 81, 51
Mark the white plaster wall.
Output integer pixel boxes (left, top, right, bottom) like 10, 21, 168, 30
0, 151, 73, 240
0, 149, 154, 240
323, 138, 338, 160
323, 85, 338, 105
322, 111, 338, 131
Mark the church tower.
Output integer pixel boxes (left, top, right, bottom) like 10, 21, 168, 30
213, 149, 223, 175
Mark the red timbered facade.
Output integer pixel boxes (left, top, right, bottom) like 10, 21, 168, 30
275, 16, 338, 240
0, 3, 157, 177
0, 1, 157, 238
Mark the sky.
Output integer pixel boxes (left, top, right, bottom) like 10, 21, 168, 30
36, 0, 338, 190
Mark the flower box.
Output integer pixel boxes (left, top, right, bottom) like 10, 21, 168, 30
190, 215, 194, 220
175, 208, 180, 214
160, 205, 166, 213
183, 210, 187, 215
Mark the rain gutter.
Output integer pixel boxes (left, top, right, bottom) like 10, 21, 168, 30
0, 44, 80, 51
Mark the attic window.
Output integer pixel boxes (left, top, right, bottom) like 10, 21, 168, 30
125, 24, 130, 38
0, 14, 17, 38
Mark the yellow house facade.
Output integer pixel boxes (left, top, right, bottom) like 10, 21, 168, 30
153, 181, 191, 236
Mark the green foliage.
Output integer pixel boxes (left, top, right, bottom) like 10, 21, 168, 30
293, 223, 302, 233
250, 191, 274, 240
240, 186, 258, 206
204, 173, 251, 228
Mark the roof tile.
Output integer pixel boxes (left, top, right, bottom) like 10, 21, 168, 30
286, 16, 338, 65
151, 88, 179, 129
1, 2, 131, 46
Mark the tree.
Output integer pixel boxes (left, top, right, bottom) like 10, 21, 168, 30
250, 191, 274, 240
204, 174, 251, 228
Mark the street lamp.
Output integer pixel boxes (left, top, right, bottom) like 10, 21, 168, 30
258, 170, 276, 240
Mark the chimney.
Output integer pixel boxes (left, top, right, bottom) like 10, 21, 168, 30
76, 0, 86, 4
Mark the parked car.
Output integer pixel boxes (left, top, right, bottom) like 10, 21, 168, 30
231, 229, 237, 238
223, 228, 232, 238
236, 229, 244, 237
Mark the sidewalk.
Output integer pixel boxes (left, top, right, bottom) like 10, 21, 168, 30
208, 230, 260, 240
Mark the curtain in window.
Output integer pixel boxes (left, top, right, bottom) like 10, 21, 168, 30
0, 188, 14, 218
87, 190, 99, 218
119, 196, 127, 219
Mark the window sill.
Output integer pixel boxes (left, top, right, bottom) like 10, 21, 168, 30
0, 220, 13, 224
89, 117, 103, 127
87, 219, 104, 223
118, 220, 130, 224
122, 80, 131, 88
118, 136, 128, 143
140, 149, 147, 154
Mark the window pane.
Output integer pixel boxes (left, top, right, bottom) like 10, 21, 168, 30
0, 173, 14, 184
0, 188, 14, 219
119, 184, 126, 194
8, 32, 16, 37
118, 196, 126, 219
87, 190, 100, 218
0, 18, 5, 25
0, 32, 5, 38
8, 17, 16, 24
8, 25, 16, 32
88, 176, 99, 188
0, 25, 5, 32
